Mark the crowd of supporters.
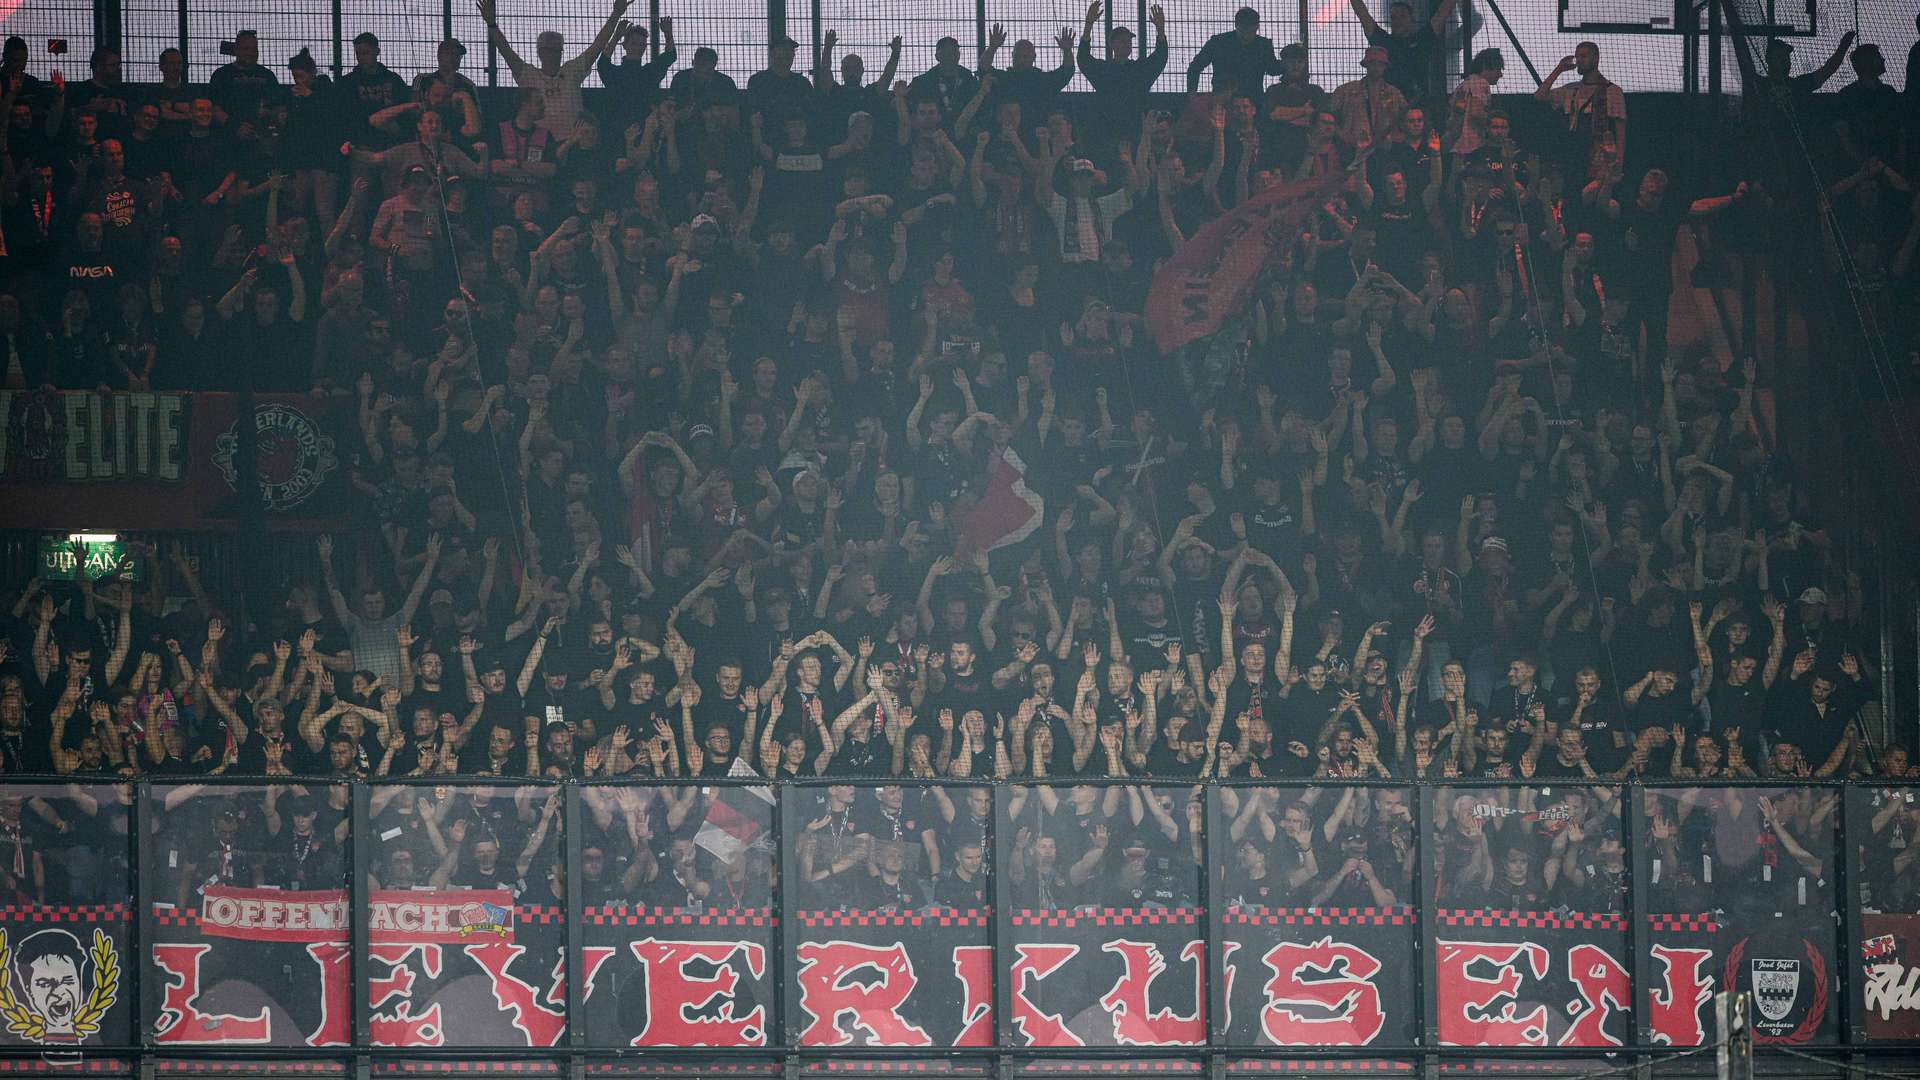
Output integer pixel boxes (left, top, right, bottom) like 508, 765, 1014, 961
0, 0, 1907, 909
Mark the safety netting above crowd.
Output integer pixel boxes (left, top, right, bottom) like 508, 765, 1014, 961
0, 0, 1899, 804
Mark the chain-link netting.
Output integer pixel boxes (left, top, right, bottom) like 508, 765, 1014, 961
15, 0, 1920, 93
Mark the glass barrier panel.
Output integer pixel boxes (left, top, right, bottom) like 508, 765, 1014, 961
782, 781, 992, 1048
1853, 783, 1920, 1042
0, 782, 134, 1051
1641, 785, 1839, 1046
1426, 783, 1629, 1048
1209, 784, 1418, 1048
579, 781, 775, 1048
1000, 782, 1205, 1048
147, 781, 350, 1047
365, 781, 566, 1047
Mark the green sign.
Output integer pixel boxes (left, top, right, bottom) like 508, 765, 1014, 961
37, 537, 142, 583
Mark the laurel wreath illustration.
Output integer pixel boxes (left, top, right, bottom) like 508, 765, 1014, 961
0, 929, 119, 1041
1724, 936, 1828, 1044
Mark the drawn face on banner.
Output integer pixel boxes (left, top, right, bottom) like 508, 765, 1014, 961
22, 940, 83, 1035
5, 928, 115, 1043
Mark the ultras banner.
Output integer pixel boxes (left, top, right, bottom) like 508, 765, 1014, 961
579, 905, 775, 1047
150, 886, 571, 1047
0, 903, 134, 1048
785, 907, 992, 1048
1858, 912, 1920, 1040
1211, 905, 1418, 1047
1644, 911, 1836, 1046
1430, 908, 1631, 1047
0, 389, 351, 530
1005, 906, 1206, 1047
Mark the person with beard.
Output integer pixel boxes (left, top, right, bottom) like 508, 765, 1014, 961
1464, 719, 1519, 779
1308, 827, 1399, 906
1349, 622, 1407, 728
931, 638, 993, 718
398, 623, 464, 720
1484, 654, 1545, 735
461, 721, 527, 776
1552, 666, 1627, 772
460, 645, 525, 736
522, 644, 594, 732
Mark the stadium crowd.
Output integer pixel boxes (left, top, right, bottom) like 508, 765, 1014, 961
0, 0, 1903, 911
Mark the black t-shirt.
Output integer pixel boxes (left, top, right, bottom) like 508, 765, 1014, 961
1367, 26, 1438, 101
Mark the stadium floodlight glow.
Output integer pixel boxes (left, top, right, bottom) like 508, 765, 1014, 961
69, 533, 119, 544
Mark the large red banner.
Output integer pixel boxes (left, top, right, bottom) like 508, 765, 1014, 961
1144, 175, 1339, 354
0, 389, 350, 530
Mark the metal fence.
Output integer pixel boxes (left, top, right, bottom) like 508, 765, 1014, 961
5, 775, 1920, 1073
24, 0, 1875, 95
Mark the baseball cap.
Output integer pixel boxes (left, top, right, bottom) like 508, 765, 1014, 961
429, 588, 456, 608
1070, 158, 1097, 174
691, 213, 721, 231
772, 34, 799, 49
1798, 587, 1828, 605
1480, 535, 1509, 555
441, 37, 468, 54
